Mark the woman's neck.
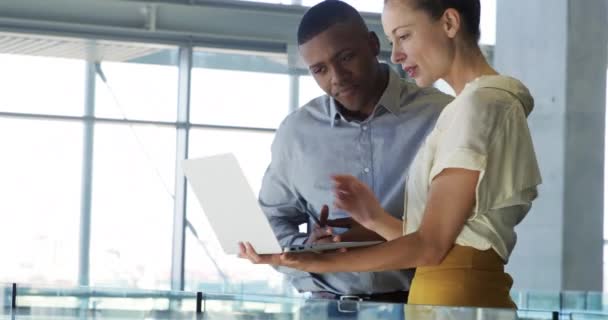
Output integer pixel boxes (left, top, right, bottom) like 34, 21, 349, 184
443, 44, 498, 95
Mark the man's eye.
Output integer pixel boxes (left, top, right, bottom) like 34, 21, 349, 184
341, 54, 354, 62
312, 67, 325, 74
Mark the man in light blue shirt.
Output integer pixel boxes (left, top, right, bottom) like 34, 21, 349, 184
258, 0, 452, 302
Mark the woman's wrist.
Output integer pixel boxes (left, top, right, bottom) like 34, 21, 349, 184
367, 210, 403, 240
365, 207, 390, 231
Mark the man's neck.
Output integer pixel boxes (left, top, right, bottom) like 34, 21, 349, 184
336, 104, 370, 122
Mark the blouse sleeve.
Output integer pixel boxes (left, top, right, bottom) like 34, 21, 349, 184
429, 88, 540, 218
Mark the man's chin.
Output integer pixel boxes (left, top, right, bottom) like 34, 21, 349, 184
335, 98, 361, 112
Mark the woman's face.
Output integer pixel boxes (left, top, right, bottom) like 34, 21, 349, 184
382, 0, 455, 88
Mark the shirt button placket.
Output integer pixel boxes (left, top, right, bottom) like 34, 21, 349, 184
361, 123, 372, 182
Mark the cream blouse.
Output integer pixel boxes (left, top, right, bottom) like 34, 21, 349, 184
403, 75, 542, 262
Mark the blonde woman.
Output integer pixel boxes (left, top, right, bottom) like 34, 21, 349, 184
240, 0, 541, 308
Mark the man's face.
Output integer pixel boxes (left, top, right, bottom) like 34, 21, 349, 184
299, 22, 380, 113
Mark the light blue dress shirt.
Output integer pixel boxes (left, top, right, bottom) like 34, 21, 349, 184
259, 65, 453, 295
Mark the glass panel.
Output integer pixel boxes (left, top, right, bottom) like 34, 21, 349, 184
200, 296, 517, 320
0, 284, 7, 309
90, 123, 176, 290
12, 285, 197, 312
569, 313, 608, 320
587, 292, 607, 312
528, 292, 560, 310
605, 243, 608, 294
184, 128, 292, 295
513, 291, 561, 311
0, 54, 85, 116
516, 309, 559, 320
95, 50, 179, 122
190, 49, 290, 129
0, 118, 82, 287
3, 285, 524, 320
299, 75, 325, 107
564, 292, 592, 311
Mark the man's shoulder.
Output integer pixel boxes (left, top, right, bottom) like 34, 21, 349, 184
397, 80, 453, 114
275, 95, 330, 135
401, 79, 454, 107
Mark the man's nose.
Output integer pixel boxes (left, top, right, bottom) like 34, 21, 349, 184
330, 65, 349, 86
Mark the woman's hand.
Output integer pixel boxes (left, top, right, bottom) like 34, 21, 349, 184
238, 242, 327, 273
332, 175, 385, 230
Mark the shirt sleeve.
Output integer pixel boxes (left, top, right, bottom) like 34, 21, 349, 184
259, 122, 309, 247
428, 88, 514, 217
258, 120, 326, 292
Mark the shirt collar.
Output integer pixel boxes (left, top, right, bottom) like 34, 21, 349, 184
329, 64, 402, 127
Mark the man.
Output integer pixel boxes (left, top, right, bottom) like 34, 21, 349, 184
258, 0, 452, 303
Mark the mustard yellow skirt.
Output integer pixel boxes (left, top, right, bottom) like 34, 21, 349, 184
408, 245, 517, 309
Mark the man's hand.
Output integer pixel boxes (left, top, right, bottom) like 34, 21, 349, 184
308, 205, 384, 244
325, 217, 384, 242
238, 242, 282, 265
306, 205, 339, 244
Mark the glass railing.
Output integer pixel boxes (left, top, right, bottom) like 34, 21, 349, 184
3, 283, 608, 319
512, 290, 608, 319
0, 282, 519, 320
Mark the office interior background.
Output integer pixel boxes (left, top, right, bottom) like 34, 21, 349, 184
0, 0, 607, 303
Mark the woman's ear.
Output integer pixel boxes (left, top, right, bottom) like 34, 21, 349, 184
442, 8, 461, 39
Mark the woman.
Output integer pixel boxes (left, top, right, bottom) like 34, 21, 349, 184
240, 0, 541, 308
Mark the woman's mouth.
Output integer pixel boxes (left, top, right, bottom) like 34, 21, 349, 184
403, 65, 418, 78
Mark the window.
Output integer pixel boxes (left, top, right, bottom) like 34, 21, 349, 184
95, 60, 178, 122
299, 75, 325, 107
189, 49, 290, 129
185, 47, 294, 294
0, 54, 85, 116
479, 0, 497, 45
89, 51, 179, 290
90, 123, 176, 290
0, 118, 82, 286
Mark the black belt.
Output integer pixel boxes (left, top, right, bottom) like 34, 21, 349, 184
311, 290, 409, 304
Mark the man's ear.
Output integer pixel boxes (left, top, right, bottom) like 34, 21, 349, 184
369, 31, 381, 56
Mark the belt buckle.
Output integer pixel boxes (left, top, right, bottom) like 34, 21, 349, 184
338, 295, 362, 313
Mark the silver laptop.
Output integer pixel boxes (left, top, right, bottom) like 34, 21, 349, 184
181, 153, 382, 254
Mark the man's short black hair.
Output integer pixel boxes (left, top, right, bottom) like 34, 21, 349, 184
297, 0, 368, 45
